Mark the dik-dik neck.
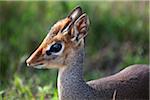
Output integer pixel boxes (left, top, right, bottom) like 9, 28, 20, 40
56, 47, 118, 100
58, 48, 85, 87
57, 47, 95, 100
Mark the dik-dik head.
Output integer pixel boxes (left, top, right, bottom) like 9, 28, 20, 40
26, 6, 89, 69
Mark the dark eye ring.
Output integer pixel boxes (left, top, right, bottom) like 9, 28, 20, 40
46, 42, 63, 56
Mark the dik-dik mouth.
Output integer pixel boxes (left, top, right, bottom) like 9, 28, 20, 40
26, 61, 45, 68
26, 55, 45, 68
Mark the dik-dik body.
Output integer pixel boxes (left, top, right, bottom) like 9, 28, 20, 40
26, 7, 149, 100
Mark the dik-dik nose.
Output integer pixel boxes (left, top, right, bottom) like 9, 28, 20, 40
26, 54, 38, 67
26, 58, 31, 66
26, 53, 37, 67
26, 46, 43, 67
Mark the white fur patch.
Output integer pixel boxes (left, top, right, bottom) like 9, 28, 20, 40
34, 65, 45, 69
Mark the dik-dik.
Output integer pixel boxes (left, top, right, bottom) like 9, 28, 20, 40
26, 6, 149, 100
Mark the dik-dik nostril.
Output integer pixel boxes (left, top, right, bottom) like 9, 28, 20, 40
26, 59, 31, 66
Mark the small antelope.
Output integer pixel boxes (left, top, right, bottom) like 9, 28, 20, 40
26, 6, 149, 100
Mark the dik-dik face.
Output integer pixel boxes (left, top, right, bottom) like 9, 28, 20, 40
26, 7, 89, 69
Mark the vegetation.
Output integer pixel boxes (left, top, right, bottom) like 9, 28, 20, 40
0, 1, 149, 99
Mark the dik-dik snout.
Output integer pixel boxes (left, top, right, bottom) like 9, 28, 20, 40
26, 7, 89, 69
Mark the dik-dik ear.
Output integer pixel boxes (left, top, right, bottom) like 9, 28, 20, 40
71, 13, 90, 44
68, 6, 82, 22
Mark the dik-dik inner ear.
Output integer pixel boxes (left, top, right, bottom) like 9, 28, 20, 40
68, 6, 82, 22
71, 14, 90, 43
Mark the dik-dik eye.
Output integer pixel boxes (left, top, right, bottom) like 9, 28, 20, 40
46, 42, 64, 56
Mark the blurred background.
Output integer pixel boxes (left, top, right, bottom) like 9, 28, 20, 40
0, 1, 149, 99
